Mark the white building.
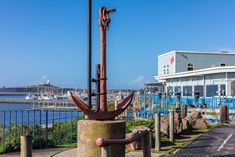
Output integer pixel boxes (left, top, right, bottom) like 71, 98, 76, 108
154, 50, 235, 97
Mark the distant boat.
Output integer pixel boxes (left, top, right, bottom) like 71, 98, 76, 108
25, 93, 37, 100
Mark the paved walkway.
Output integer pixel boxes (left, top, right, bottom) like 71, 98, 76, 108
0, 148, 69, 157
170, 124, 235, 157
53, 148, 164, 157
0, 148, 164, 157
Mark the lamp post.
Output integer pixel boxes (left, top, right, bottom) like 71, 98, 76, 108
87, 0, 92, 109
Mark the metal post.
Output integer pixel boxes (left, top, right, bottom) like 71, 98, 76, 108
87, 0, 92, 110
155, 113, 161, 151
2, 111, 5, 151
8, 111, 11, 151
21, 110, 23, 135
169, 111, 174, 142
39, 110, 42, 148
76, 111, 79, 143
70, 112, 73, 144
64, 111, 67, 144
14, 111, 17, 147
95, 64, 100, 111
144, 91, 146, 119
45, 110, 48, 148
27, 111, 29, 135
58, 111, 61, 144
33, 110, 35, 145
20, 135, 32, 157
52, 110, 54, 145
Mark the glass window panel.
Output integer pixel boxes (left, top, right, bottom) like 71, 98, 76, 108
167, 86, 173, 95
220, 84, 226, 96
206, 85, 218, 97
174, 86, 181, 93
194, 85, 204, 97
183, 86, 192, 96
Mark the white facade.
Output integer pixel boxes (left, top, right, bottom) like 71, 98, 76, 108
155, 51, 235, 97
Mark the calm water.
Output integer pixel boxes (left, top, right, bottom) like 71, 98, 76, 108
0, 96, 82, 126
0, 95, 34, 111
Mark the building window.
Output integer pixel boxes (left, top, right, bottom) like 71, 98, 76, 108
220, 84, 226, 96
194, 85, 204, 97
174, 86, 181, 94
167, 69, 169, 74
206, 85, 218, 97
220, 63, 226, 67
164, 69, 166, 74
187, 63, 194, 71
167, 86, 173, 95
183, 86, 192, 96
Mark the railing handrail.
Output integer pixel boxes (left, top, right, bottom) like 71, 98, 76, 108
96, 130, 149, 147
96, 129, 151, 157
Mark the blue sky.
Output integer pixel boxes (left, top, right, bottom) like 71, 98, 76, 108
0, 0, 235, 89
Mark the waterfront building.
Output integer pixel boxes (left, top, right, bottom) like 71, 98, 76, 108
155, 50, 235, 97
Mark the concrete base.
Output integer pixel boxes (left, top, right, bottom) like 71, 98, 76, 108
77, 120, 126, 157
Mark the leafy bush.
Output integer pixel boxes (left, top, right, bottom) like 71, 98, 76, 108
126, 120, 154, 133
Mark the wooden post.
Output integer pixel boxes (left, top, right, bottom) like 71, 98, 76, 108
115, 101, 118, 119
220, 105, 228, 124
169, 111, 174, 142
20, 135, 32, 157
142, 132, 151, 157
115, 100, 118, 110
155, 113, 161, 151
181, 105, 187, 119
101, 145, 111, 157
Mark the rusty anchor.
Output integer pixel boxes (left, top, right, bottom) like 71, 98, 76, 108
70, 7, 134, 120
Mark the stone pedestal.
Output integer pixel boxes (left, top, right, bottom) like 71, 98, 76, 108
77, 120, 126, 157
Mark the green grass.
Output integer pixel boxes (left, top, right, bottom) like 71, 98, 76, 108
56, 143, 77, 148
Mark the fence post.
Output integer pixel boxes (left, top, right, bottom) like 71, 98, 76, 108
155, 113, 161, 151
142, 132, 151, 157
180, 105, 187, 119
169, 111, 174, 142
101, 145, 111, 157
20, 135, 32, 157
220, 105, 228, 124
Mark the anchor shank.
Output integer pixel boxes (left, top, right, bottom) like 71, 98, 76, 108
99, 9, 107, 111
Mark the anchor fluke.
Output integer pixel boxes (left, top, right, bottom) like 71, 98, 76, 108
70, 92, 134, 120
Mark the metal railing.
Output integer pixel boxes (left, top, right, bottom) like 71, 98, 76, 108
96, 130, 151, 157
0, 109, 83, 153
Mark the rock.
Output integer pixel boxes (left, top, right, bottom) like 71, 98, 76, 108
131, 125, 151, 133
174, 112, 183, 134
161, 115, 169, 136
182, 118, 193, 131
194, 119, 207, 129
126, 132, 141, 150
126, 125, 151, 150
160, 112, 184, 136
190, 111, 203, 119
188, 111, 207, 129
